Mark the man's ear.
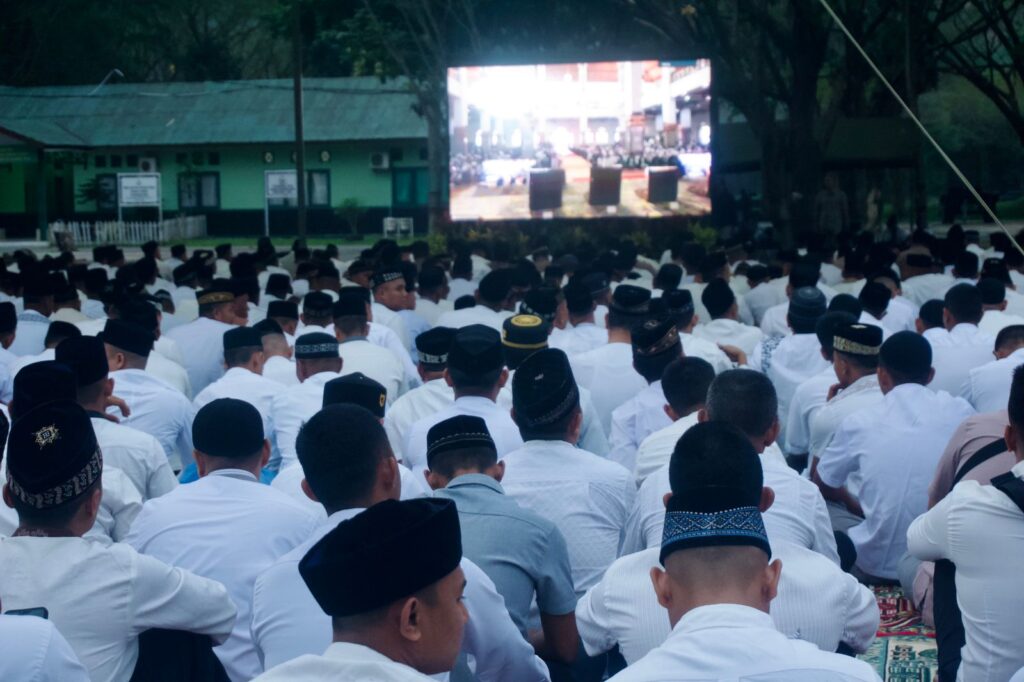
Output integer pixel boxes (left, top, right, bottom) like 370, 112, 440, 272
300, 477, 319, 503
443, 368, 454, 388
1005, 423, 1018, 455
259, 440, 271, 469
497, 368, 509, 389
759, 486, 776, 513
664, 404, 680, 421
764, 558, 783, 604
764, 417, 780, 448
397, 597, 425, 643
696, 408, 708, 423
425, 469, 446, 491
925, 367, 936, 386
662, 492, 673, 510
2, 484, 13, 509
490, 460, 506, 483
651, 566, 674, 611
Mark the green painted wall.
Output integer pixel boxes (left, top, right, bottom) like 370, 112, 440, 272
66, 139, 428, 214
0, 160, 27, 212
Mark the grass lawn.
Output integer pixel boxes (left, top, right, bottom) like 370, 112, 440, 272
178, 235, 421, 249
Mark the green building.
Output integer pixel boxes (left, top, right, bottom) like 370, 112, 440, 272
0, 77, 429, 238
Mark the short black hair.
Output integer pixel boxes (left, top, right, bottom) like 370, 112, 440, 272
828, 294, 862, 319
634, 344, 682, 383
918, 299, 945, 329
45, 321, 82, 348
607, 310, 644, 331
662, 357, 715, 414
954, 251, 979, 278
704, 369, 778, 439
13, 476, 100, 529
448, 366, 502, 392
1009, 366, 1024, 429
654, 264, 683, 291
296, 404, 390, 512
815, 311, 857, 357
515, 403, 580, 442
225, 345, 261, 368
944, 283, 983, 324
428, 445, 498, 479
995, 325, 1024, 355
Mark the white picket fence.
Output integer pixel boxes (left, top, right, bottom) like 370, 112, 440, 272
48, 216, 207, 247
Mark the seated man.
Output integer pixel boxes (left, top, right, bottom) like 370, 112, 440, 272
604, 423, 879, 681
427, 415, 578, 666
0, 401, 235, 682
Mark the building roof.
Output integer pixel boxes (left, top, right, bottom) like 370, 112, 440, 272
0, 77, 426, 148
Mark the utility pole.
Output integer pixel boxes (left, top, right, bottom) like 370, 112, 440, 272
292, 0, 307, 238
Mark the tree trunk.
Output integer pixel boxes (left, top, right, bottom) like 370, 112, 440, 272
422, 92, 448, 234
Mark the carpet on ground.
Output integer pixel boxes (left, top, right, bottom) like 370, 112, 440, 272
857, 586, 937, 682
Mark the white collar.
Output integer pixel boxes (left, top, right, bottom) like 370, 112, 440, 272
304, 371, 341, 387
453, 395, 498, 408
206, 468, 258, 483
671, 603, 774, 637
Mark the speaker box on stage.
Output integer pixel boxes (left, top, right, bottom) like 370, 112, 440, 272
647, 166, 679, 204
589, 166, 622, 207
529, 169, 565, 212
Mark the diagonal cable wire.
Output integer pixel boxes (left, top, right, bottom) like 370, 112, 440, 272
816, 0, 1024, 255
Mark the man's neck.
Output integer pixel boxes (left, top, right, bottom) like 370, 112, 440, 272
454, 387, 499, 402
570, 315, 595, 326
422, 291, 443, 304
480, 301, 503, 313
123, 359, 148, 371
13, 524, 81, 539
607, 327, 631, 344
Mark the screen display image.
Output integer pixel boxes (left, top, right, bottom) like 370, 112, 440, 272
448, 59, 712, 221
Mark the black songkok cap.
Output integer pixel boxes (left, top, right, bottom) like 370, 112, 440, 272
267, 300, 298, 321
978, 277, 1006, 305
478, 270, 514, 304
299, 498, 462, 617
832, 322, 882, 357
512, 348, 579, 428
448, 325, 503, 376
502, 315, 549, 352
192, 398, 264, 458
84, 268, 109, 290
7, 400, 100, 510
416, 327, 456, 368
858, 281, 891, 312
253, 318, 283, 337
520, 289, 558, 323
322, 373, 387, 418
662, 422, 770, 564
172, 264, 198, 286
371, 265, 405, 289
702, 279, 736, 319
333, 294, 367, 319
11, 361, 76, 420
563, 282, 594, 316
339, 286, 371, 305
197, 279, 235, 306
224, 326, 263, 352
661, 289, 694, 316
294, 332, 339, 360
581, 272, 610, 297
610, 284, 651, 315
303, 291, 333, 316
828, 293, 862, 318
880, 331, 932, 377
787, 286, 827, 325
0, 301, 15, 334
632, 318, 681, 357
427, 415, 496, 469
906, 253, 934, 269
266, 273, 291, 291
22, 275, 53, 298
53, 285, 78, 304
100, 318, 154, 356
55, 336, 109, 386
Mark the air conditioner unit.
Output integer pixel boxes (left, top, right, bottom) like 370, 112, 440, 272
369, 151, 390, 171
138, 157, 158, 173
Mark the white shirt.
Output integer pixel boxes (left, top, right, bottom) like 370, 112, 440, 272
930, 323, 996, 395
254, 641, 435, 681
403, 395, 523, 476
270, 462, 430, 514
633, 412, 701, 485
447, 277, 476, 301
817, 383, 975, 578
338, 338, 405, 404
749, 333, 831, 450
371, 302, 410, 347
109, 368, 195, 470
901, 272, 955, 307
10, 348, 55, 379
146, 348, 192, 398
368, 321, 420, 390
0, 536, 235, 682
571, 342, 648, 435
126, 469, 321, 682
435, 305, 508, 332
194, 366, 283, 449
963, 347, 1024, 413
883, 296, 919, 333
501, 440, 635, 595
164, 316, 236, 394
251, 508, 549, 681
90, 417, 178, 500
626, 447, 839, 564
808, 374, 883, 462
384, 378, 454, 462
549, 322, 607, 356
608, 381, 672, 472
9, 309, 50, 356
607, 603, 879, 682
907, 460, 1024, 682
979, 308, 1024, 337
82, 297, 107, 319
743, 279, 788, 325
271, 371, 343, 470
262, 355, 299, 387
0, 614, 89, 681
681, 333, 733, 374
785, 365, 837, 456
414, 296, 451, 326
693, 318, 764, 357
759, 302, 793, 338
577, 545, 878, 666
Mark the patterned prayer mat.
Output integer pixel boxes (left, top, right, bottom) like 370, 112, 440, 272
857, 586, 938, 682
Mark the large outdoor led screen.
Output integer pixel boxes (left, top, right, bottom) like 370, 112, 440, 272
448, 59, 712, 221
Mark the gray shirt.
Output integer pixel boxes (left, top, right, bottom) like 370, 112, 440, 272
435, 473, 577, 635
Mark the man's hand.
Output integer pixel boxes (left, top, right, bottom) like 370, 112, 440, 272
103, 395, 131, 423
826, 383, 842, 401
718, 343, 747, 366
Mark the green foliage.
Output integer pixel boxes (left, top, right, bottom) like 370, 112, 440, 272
334, 197, 363, 235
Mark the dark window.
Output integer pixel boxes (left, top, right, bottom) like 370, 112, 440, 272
392, 168, 428, 208
179, 172, 220, 210
208, 151, 220, 165
389, 147, 404, 162
96, 174, 117, 211
95, 155, 107, 168
110, 155, 122, 168
126, 154, 139, 167
191, 152, 204, 166
418, 147, 428, 161
176, 153, 187, 165
307, 170, 330, 207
